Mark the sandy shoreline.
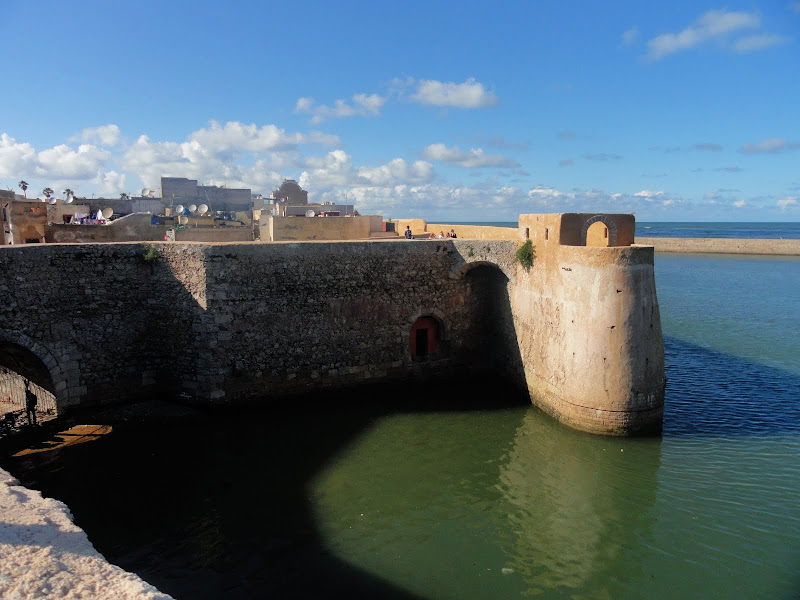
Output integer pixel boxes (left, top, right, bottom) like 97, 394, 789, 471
635, 237, 800, 256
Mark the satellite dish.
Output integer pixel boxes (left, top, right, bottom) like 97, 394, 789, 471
102, 207, 113, 218
178, 216, 188, 225
305, 209, 315, 217
141, 188, 149, 196
48, 197, 57, 205
65, 196, 73, 204
198, 203, 208, 215
175, 204, 184, 215
189, 204, 197, 213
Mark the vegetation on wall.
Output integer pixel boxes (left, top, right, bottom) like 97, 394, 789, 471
141, 243, 159, 262
515, 239, 535, 271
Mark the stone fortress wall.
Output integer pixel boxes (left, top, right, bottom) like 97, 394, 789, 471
0, 214, 665, 436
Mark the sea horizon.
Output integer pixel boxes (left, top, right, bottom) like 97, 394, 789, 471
432, 221, 800, 239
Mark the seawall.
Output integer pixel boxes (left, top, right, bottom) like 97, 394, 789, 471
1, 221, 665, 436
636, 237, 800, 256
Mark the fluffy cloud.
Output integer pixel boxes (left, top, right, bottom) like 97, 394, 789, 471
733, 199, 746, 207
421, 144, 518, 168
0, 134, 37, 178
645, 9, 784, 60
36, 144, 111, 179
739, 138, 800, 154
99, 171, 126, 195
410, 78, 499, 108
634, 190, 664, 198
0, 134, 111, 183
777, 197, 797, 209
295, 94, 386, 123
120, 121, 342, 190
189, 120, 316, 153
357, 158, 434, 186
72, 124, 121, 147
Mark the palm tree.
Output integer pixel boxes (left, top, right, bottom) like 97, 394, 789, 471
120, 192, 129, 201
42, 187, 53, 199
63, 189, 74, 201
18, 181, 28, 197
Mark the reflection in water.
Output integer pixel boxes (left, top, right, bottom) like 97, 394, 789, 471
496, 411, 660, 597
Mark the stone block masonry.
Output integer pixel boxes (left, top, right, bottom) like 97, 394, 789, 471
0, 218, 666, 436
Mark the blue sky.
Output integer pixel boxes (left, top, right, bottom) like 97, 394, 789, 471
1, 0, 798, 221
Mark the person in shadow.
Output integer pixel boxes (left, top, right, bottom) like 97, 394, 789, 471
25, 379, 37, 427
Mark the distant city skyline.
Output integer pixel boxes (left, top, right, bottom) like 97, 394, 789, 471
1, 0, 798, 221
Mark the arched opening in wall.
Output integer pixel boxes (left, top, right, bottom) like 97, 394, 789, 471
0, 342, 58, 417
460, 264, 525, 385
585, 221, 609, 247
580, 215, 618, 247
410, 316, 443, 361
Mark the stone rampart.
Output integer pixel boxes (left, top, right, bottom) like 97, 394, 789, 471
0, 219, 665, 436
635, 237, 800, 256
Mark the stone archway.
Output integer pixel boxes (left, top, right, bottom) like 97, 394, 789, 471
580, 215, 618, 247
0, 331, 67, 414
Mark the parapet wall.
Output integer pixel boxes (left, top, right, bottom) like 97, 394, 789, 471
264, 215, 383, 241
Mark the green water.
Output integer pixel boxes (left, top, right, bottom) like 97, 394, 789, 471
5, 253, 800, 599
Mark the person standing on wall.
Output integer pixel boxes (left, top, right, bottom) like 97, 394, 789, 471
25, 379, 37, 427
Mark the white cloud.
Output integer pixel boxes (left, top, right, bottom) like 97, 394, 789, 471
189, 120, 306, 153
36, 144, 111, 179
357, 158, 434, 186
739, 138, 800, 154
295, 93, 386, 123
0, 134, 37, 178
120, 121, 342, 191
410, 78, 499, 108
621, 26, 640, 46
733, 199, 746, 207
646, 9, 766, 60
73, 124, 121, 146
421, 143, 518, 168
733, 34, 789, 52
777, 196, 797, 209
634, 190, 665, 198
99, 171, 126, 195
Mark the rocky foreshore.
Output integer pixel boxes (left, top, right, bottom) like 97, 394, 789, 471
0, 466, 172, 600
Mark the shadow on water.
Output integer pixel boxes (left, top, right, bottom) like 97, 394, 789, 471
2, 375, 530, 600
663, 336, 800, 437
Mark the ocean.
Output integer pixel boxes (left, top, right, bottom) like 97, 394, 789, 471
449, 221, 800, 239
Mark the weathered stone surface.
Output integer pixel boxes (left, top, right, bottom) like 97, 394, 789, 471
0, 225, 666, 436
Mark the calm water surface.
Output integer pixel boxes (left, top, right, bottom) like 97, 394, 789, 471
4, 253, 800, 599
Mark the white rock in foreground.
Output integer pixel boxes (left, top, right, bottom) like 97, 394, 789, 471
0, 468, 173, 599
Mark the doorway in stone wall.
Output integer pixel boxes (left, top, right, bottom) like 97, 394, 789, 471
410, 316, 442, 361
0, 341, 59, 418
